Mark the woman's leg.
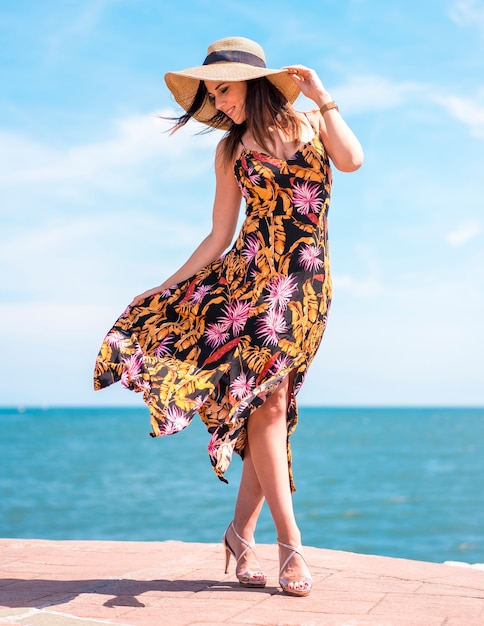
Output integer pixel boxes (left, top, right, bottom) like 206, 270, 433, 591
233, 376, 311, 586
233, 443, 265, 536
224, 446, 266, 577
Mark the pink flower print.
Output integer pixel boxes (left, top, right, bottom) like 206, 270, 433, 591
294, 378, 304, 395
220, 300, 252, 335
292, 180, 324, 215
246, 165, 261, 186
191, 284, 213, 304
242, 234, 260, 264
237, 179, 249, 199
120, 354, 142, 388
256, 308, 287, 346
192, 395, 206, 412
205, 322, 230, 348
299, 244, 324, 271
106, 331, 126, 349
156, 334, 174, 357
208, 430, 222, 456
162, 406, 190, 434
266, 274, 298, 311
230, 372, 256, 400
272, 354, 293, 375
137, 379, 151, 394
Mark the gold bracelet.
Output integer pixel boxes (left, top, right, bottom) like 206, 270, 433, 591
319, 101, 339, 115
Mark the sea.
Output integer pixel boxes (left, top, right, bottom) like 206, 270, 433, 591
1, 406, 483, 566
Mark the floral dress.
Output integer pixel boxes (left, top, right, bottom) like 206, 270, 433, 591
93, 132, 332, 492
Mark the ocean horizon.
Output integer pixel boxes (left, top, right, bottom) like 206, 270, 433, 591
1, 405, 483, 566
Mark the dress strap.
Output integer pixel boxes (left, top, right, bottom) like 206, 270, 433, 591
303, 111, 318, 134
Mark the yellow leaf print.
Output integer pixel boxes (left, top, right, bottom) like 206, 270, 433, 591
303, 281, 319, 324
243, 345, 274, 373
174, 328, 203, 352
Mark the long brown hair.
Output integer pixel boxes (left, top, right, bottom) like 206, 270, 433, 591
169, 77, 302, 166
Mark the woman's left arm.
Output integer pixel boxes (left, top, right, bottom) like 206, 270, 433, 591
285, 65, 364, 172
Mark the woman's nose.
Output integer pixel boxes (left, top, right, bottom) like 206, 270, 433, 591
214, 94, 224, 110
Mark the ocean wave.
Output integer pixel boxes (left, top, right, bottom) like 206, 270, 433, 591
444, 561, 484, 571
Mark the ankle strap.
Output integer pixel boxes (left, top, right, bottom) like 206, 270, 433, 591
278, 541, 305, 574
278, 540, 302, 552
231, 522, 254, 548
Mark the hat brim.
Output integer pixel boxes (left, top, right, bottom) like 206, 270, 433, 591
164, 64, 300, 130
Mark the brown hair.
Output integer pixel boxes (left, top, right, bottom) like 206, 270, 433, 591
169, 77, 303, 166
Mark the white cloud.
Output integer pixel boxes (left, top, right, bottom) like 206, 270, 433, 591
0, 112, 222, 311
4, 75, 482, 215
448, 0, 484, 35
333, 75, 484, 143
0, 111, 218, 187
299, 72, 484, 144
295, 74, 425, 115
0, 301, 133, 406
305, 254, 484, 406
334, 75, 425, 114
332, 245, 384, 298
446, 219, 482, 246
433, 92, 484, 139
0, 211, 208, 305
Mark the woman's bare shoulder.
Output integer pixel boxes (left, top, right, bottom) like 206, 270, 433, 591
300, 108, 321, 124
296, 108, 322, 138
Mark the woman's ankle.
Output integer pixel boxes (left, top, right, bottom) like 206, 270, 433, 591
231, 520, 256, 543
276, 529, 302, 548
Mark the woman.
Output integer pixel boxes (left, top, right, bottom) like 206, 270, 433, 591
94, 36, 363, 596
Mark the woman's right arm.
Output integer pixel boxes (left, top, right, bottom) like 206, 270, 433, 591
285, 65, 364, 172
130, 140, 242, 306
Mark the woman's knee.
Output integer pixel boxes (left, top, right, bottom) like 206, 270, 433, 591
255, 378, 291, 422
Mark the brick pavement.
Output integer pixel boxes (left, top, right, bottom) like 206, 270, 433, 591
0, 539, 483, 625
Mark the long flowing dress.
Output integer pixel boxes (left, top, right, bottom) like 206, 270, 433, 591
93, 132, 332, 492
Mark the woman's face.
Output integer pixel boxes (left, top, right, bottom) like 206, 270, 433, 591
204, 80, 248, 124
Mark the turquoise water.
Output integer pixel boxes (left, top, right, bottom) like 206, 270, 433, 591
1, 406, 483, 565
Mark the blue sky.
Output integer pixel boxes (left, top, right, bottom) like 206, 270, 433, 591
1, 0, 483, 407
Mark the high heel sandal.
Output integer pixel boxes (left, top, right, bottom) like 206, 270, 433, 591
222, 522, 267, 588
278, 541, 313, 597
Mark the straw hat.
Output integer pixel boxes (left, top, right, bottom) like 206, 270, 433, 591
164, 36, 300, 130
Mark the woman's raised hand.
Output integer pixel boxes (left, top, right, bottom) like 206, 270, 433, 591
284, 65, 330, 107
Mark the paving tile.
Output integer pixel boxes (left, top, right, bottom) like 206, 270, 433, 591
320, 571, 422, 594
416, 580, 484, 597
427, 566, 484, 590
0, 606, 29, 618
93, 577, 210, 598
370, 591, 484, 618
107, 599, 256, 626
0, 589, 63, 609
193, 583, 277, 601
0, 539, 483, 626
445, 620, 484, 626
45, 595, 134, 621
16, 611, 117, 625
271, 589, 385, 615
226, 608, 447, 625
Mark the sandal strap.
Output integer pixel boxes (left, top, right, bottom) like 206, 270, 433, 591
277, 541, 305, 574
230, 521, 254, 564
